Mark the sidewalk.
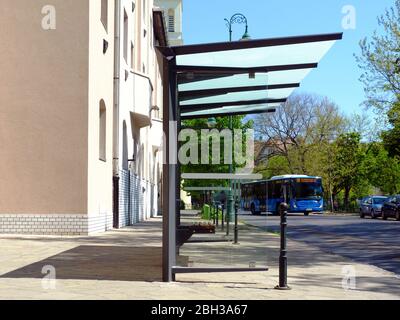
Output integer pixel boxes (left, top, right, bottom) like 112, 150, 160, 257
0, 217, 399, 300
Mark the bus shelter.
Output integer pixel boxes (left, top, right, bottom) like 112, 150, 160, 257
158, 33, 342, 282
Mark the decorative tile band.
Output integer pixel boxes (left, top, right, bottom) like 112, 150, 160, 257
0, 213, 113, 236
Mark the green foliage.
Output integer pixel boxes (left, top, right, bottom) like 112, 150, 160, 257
255, 156, 290, 179
331, 133, 365, 209
363, 142, 400, 194
181, 116, 253, 197
356, 0, 400, 114
382, 102, 400, 157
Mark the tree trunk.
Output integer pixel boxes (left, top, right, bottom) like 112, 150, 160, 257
344, 186, 351, 212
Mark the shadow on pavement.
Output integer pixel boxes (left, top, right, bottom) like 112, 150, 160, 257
0, 245, 162, 282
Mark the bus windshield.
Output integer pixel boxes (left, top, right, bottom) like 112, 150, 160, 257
294, 182, 323, 200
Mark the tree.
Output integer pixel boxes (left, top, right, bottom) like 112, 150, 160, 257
254, 93, 346, 175
332, 133, 364, 210
363, 142, 400, 194
356, 0, 400, 114
255, 155, 290, 178
381, 102, 400, 157
180, 116, 253, 202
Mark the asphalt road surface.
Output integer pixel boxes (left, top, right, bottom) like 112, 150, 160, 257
240, 212, 400, 275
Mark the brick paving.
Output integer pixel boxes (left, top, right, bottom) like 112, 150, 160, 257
0, 217, 399, 300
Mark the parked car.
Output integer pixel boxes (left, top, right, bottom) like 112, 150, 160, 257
359, 196, 388, 219
382, 195, 400, 221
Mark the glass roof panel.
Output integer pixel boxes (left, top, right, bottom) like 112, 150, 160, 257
178, 68, 314, 93
266, 68, 313, 85
181, 103, 281, 118
176, 40, 336, 68
180, 88, 295, 106
178, 73, 269, 92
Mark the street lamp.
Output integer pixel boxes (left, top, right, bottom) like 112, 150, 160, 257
207, 117, 217, 129
224, 13, 251, 42
223, 13, 251, 236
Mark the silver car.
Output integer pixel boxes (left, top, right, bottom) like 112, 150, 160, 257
359, 196, 388, 219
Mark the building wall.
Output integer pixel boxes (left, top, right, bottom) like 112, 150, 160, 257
0, 0, 89, 216
114, 0, 164, 227
87, 0, 115, 233
0, 0, 170, 235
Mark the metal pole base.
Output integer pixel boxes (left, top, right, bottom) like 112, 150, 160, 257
274, 285, 291, 290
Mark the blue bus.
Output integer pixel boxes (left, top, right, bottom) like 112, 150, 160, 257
241, 175, 324, 216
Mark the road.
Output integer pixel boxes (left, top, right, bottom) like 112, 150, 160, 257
240, 212, 400, 275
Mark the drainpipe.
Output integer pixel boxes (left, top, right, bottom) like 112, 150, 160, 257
113, 0, 121, 228
114, 0, 121, 175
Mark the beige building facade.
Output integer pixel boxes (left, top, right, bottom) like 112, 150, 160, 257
0, 0, 174, 235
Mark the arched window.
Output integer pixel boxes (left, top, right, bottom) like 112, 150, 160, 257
168, 9, 175, 32
99, 100, 107, 161
101, 0, 108, 32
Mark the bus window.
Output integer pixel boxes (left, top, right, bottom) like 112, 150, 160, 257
273, 181, 282, 198
267, 181, 273, 198
260, 182, 266, 200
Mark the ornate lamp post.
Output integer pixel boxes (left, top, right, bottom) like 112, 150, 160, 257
223, 13, 251, 237
224, 13, 251, 42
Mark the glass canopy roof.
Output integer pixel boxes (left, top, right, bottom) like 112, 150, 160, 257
158, 33, 342, 118
176, 40, 337, 68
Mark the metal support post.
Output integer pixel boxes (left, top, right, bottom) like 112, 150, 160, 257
275, 202, 291, 290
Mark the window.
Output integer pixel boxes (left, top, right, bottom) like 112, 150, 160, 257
101, 0, 108, 32
123, 9, 128, 63
168, 9, 175, 32
99, 100, 107, 161
142, 0, 147, 22
372, 198, 386, 205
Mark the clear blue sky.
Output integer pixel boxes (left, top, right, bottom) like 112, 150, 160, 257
182, 0, 395, 116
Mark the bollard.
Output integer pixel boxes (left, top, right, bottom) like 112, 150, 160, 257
275, 202, 291, 290
234, 201, 239, 244
221, 204, 225, 231
226, 193, 234, 236
216, 204, 219, 227
210, 202, 215, 224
